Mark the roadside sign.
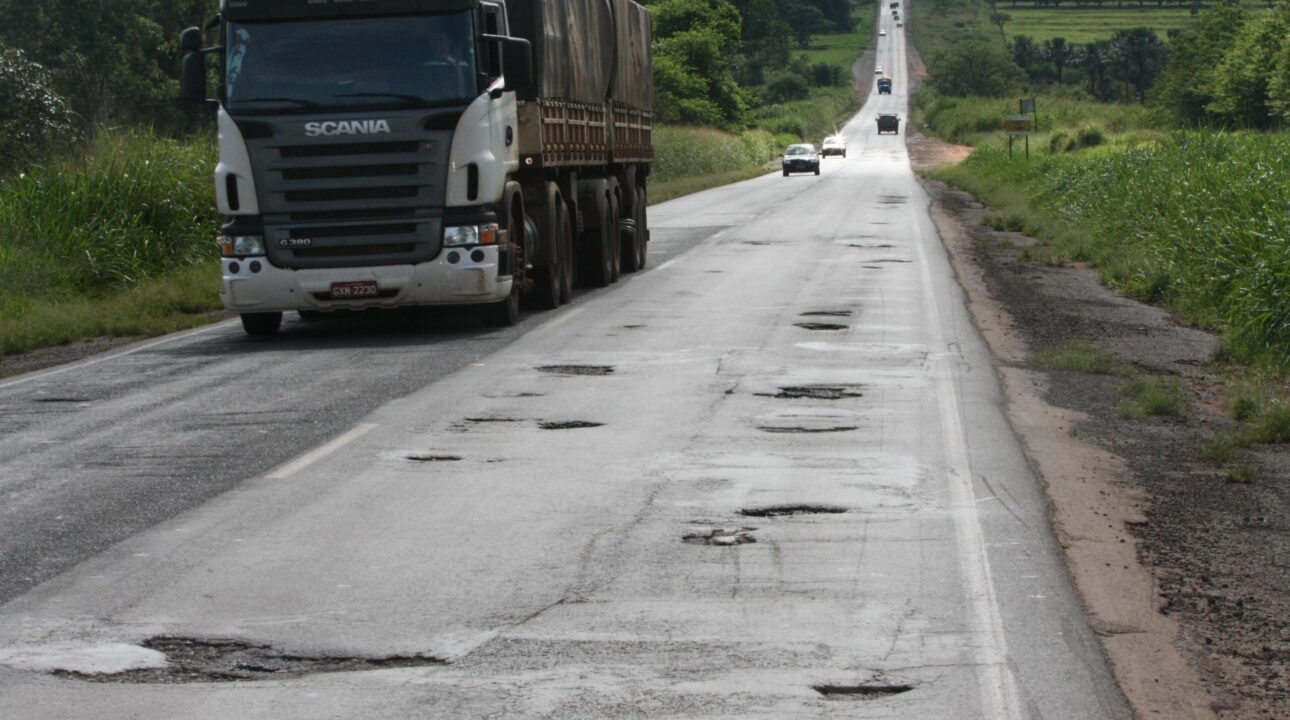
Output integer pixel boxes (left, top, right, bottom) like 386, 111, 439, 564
1004, 115, 1033, 132
1007, 131, 1030, 137
1020, 98, 1036, 114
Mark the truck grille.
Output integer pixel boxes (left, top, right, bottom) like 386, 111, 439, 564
241, 120, 453, 271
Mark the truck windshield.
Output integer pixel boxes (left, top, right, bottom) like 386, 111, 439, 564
225, 13, 477, 113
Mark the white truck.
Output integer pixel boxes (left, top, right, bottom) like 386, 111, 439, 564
181, 0, 654, 335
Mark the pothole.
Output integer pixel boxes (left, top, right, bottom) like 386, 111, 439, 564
743, 241, 772, 246
537, 365, 615, 376
795, 323, 848, 331
757, 425, 858, 434
621, 325, 646, 329
61, 637, 446, 684
406, 454, 462, 462
847, 243, 895, 249
758, 385, 864, 400
799, 310, 853, 318
465, 417, 522, 424
538, 421, 604, 430
870, 259, 911, 264
740, 505, 848, 517
34, 397, 92, 403
813, 683, 915, 701
878, 195, 909, 205
683, 527, 757, 546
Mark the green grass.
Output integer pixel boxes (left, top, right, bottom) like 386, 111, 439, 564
800, 31, 871, 72
1002, 7, 1202, 44
1030, 341, 1131, 375
0, 263, 224, 358
652, 126, 780, 184
922, 94, 1170, 145
751, 87, 858, 144
1117, 375, 1188, 419
933, 131, 1290, 370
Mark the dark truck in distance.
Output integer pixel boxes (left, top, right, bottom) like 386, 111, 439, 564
876, 114, 900, 135
180, 0, 653, 336
877, 78, 892, 94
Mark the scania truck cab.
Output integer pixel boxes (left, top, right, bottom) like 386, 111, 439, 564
182, 0, 653, 336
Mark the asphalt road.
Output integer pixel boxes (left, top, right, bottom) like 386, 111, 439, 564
0, 10, 1133, 719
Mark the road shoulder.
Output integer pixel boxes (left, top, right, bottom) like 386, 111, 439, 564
914, 136, 1225, 718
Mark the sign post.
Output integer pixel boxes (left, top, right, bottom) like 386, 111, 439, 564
1005, 114, 1033, 160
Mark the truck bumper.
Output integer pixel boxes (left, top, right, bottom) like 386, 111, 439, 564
219, 246, 511, 314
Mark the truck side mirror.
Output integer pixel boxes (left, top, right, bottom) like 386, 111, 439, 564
497, 36, 533, 93
179, 27, 208, 104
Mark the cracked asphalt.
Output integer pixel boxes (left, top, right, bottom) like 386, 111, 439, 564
0, 10, 1132, 719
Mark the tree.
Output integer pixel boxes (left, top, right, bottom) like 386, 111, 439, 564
1156, 4, 1247, 125
1207, 7, 1290, 127
1080, 40, 1113, 100
929, 40, 1026, 97
784, 1, 830, 49
0, 45, 78, 173
1109, 27, 1166, 102
1012, 35, 1041, 75
650, 0, 748, 127
1045, 37, 1074, 84
990, 12, 1013, 43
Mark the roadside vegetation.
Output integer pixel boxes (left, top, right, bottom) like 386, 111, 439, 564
912, 0, 1290, 461
0, 0, 873, 359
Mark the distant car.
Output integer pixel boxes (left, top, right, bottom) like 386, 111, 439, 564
879, 29, 886, 36
877, 77, 892, 94
874, 66, 883, 75
897, 21, 903, 27
782, 144, 820, 176
876, 113, 900, 135
821, 135, 847, 158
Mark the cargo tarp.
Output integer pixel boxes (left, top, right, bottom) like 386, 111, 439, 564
508, 0, 614, 104
609, 0, 652, 110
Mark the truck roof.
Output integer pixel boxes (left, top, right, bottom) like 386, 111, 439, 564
222, 0, 473, 21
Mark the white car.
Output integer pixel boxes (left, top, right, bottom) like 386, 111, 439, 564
821, 135, 847, 158
879, 29, 886, 37
874, 66, 883, 75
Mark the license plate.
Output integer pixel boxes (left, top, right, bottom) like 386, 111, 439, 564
330, 281, 378, 299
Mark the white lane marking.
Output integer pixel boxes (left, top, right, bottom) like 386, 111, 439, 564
653, 228, 730, 273
267, 423, 378, 480
0, 320, 238, 391
915, 237, 1024, 718
530, 307, 586, 336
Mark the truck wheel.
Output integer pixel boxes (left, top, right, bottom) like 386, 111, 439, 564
814, 167, 820, 176
606, 180, 622, 283
782, 170, 789, 177
557, 204, 574, 304
241, 312, 282, 337
577, 180, 612, 288
530, 185, 564, 310
633, 185, 649, 271
482, 283, 520, 327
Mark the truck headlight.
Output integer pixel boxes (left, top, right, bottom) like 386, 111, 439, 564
443, 223, 500, 247
218, 235, 265, 257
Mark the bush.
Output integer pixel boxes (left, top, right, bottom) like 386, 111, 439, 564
765, 72, 811, 103
652, 126, 778, 183
929, 40, 1026, 98
0, 46, 79, 175
1075, 125, 1104, 148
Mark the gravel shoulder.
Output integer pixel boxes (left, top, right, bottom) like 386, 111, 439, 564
911, 135, 1290, 718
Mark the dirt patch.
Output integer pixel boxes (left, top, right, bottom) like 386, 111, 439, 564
925, 176, 1290, 718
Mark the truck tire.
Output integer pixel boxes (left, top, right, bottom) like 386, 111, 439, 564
633, 185, 649, 271
241, 312, 282, 337
529, 182, 564, 310
557, 204, 574, 304
482, 283, 520, 327
606, 178, 622, 283
578, 179, 613, 288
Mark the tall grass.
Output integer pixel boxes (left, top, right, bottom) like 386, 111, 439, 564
751, 87, 856, 144
922, 93, 1170, 145
0, 130, 219, 298
937, 131, 1290, 368
652, 126, 780, 183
